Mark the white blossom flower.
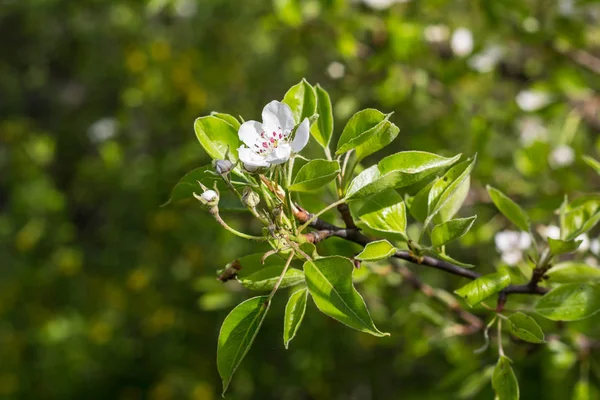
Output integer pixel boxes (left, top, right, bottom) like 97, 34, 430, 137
494, 230, 531, 265
237, 101, 309, 171
515, 90, 552, 112
518, 117, 548, 146
424, 25, 449, 43
577, 234, 590, 253
451, 28, 473, 57
549, 145, 575, 168
468, 45, 503, 73
200, 189, 218, 203
537, 225, 561, 241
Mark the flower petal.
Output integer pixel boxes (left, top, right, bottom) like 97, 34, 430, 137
291, 118, 309, 153
238, 121, 263, 148
238, 146, 269, 169
266, 144, 292, 165
262, 101, 295, 134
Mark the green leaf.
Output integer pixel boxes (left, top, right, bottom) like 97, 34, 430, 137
346, 152, 461, 200
507, 312, 545, 343
355, 240, 397, 262
535, 283, 600, 321
425, 249, 475, 268
289, 159, 340, 192
335, 109, 400, 161
583, 155, 600, 175
235, 253, 304, 291
303, 256, 389, 336
454, 269, 511, 307
492, 356, 520, 400
546, 262, 600, 284
217, 296, 270, 395
487, 186, 530, 232
357, 190, 407, 241
210, 112, 241, 130
194, 116, 239, 161
311, 84, 333, 149
283, 287, 308, 349
457, 366, 494, 399
428, 157, 475, 223
547, 238, 582, 256
407, 179, 436, 223
562, 195, 600, 240
282, 79, 317, 124
430, 216, 477, 247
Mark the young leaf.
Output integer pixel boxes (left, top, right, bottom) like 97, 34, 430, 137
355, 240, 397, 262
582, 155, 600, 175
283, 287, 308, 349
357, 190, 407, 241
235, 253, 304, 291
218, 296, 270, 395
210, 112, 241, 130
547, 238, 582, 256
507, 312, 545, 343
492, 356, 520, 400
346, 152, 461, 199
194, 116, 239, 161
487, 186, 530, 232
336, 109, 398, 160
430, 216, 477, 247
289, 159, 340, 192
428, 157, 475, 223
311, 84, 333, 149
454, 269, 511, 307
282, 79, 317, 124
561, 195, 600, 241
303, 256, 389, 336
425, 249, 475, 268
535, 283, 600, 321
546, 262, 600, 284
407, 179, 436, 222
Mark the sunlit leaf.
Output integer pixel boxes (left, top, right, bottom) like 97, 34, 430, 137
355, 240, 397, 262
357, 190, 407, 241
428, 156, 475, 223
546, 262, 600, 284
283, 78, 317, 124
235, 253, 304, 291
289, 159, 340, 192
210, 112, 241, 130
311, 84, 334, 149
283, 287, 308, 349
430, 216, 477, 247
507, 312, 545, 343
454, 269, 511, 307
535, 283, 600, 321
562, 195, 600, 241
487, 185, 530, 232
547, 238, 582, 256
194, 116, 239, 161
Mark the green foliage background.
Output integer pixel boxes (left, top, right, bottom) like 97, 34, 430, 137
2, 0, 600, 398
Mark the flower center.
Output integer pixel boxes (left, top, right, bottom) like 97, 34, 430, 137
253, 127, 286, 155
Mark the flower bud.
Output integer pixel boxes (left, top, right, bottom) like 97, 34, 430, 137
193, 185, 219, 207
214, 159, 234, 175
242, 187, 260, 208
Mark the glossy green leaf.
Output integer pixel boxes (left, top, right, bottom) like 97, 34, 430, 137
218, 296, 270, 395
210, 112, 241, 130
283, 287, 308, 349
492, 356, 520, 400
428, 157, 475, 223
507, 312, 545, 343
487, 185, 530, 232
336, 109, 389, 156
234, 253, 304, 291
454, 269, 511, 307
346, 152, 461, 199
282, 78, 317, 124
289, 159, 340, 192
547, 238, 582, 256
562, 195, 600, 241
407, 179, 436, 222
430, 216, 477, 247
355, 240, 397, 262
357, 190, 407, 241
546, 262, 600, 284
303, 256, 389, 336
194, 115, 239, 161
535, 283, 600, 321
311, 84, 333, 148
583, 155, 600, 175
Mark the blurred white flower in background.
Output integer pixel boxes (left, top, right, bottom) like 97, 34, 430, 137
518, 117, 548, 146
451, 28, 473, 57
468, 45, 503, 73
537, 225, 592, 253
591, 238, 600, 256
327, 62, 346, 80
495, 230, 531, 265
549, 144, 575, 168
515, 90, 552, 112
362, 0, 408, 10
88, 118, 118, 143
537, 225, 560, 240
424, 24, 450, 43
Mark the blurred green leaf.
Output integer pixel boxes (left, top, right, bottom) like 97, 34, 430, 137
289, 159, 340, 192
357, 190, 407, 241
492, 356, 520, 400
283, 79, 316, 124
562, 195, 600, 241
218, 296, 270, 395
548, 238, 582, 256
546, 262, 600, 284
355, 240, 397, 262
303, 256, 389, 336
194, 116, 239, 161
507, 312, 545, 343
454, 269, 511, 307
283, 287, 308, 349
425, 250, 475, 268
487, 185, 530, 232
311, 84, 334, 149
235, 253, 304, 291
431, 216, 477, 247
535, 284, 600, 321
582, 155, 600, 175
